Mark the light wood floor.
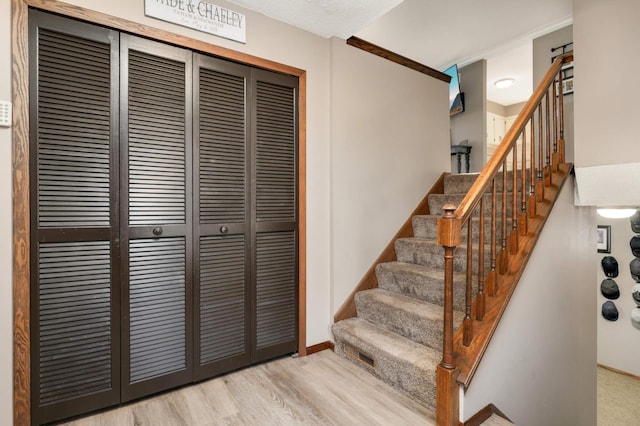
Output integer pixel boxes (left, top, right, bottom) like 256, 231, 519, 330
60, 350, 436, 425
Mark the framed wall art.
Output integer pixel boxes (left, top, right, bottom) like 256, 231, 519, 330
555, 62, 574, 96
597, 225, 611, 253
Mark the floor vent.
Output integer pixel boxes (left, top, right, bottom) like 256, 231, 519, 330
344, 343, 375, 368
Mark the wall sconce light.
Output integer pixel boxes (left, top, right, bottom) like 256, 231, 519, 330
597, 208, 638, 219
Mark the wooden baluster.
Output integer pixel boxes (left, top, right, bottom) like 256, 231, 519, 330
499, 162, 508, 274
463, 218, 473, 346
519, 127, 528, 235
476, 197, 485, 321
509, 144, 518, 254
528, 116, 537, 217
436, 205, 461, 426
558, 67, 566, 164
486, 180, 497, 296
544, 92, 552, 186
536, 106, 545, 202
552, 79, 560, 172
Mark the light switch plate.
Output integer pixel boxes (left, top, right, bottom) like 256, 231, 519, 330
0, 101, 12, 127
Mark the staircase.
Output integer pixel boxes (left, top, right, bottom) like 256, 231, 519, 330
332, 52, 574, 425
332, 172, 486, 408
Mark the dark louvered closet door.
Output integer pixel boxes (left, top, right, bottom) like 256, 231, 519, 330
29, 10, 300, 423
251, 70, 299, 362
120, 35, 193, 401
193, 55, 252, 379
29, 11, 120, 425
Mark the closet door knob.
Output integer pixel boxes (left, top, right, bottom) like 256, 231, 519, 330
152, 227, 163, 236
220, 226, 229, 234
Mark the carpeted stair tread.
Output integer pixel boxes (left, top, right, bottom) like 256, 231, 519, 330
355, 288, 464, 350
428, 193, 517, 218
332, 317, 440, 408
376, 261, 470, 310
395, 237, 491, 272
444, 173, 480, 194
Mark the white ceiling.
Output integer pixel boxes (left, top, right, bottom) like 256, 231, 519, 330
225, 0, 572, 106
486, 41, 533, 107
224, 0, 405, 39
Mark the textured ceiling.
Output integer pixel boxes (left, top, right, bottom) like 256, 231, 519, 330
227, 0, 572, 106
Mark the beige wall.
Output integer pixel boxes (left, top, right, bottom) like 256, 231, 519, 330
505, 101, 525, 118
486, 100, 507, 117
329, 37, 449, 313
462, 179, 597, 426
533, 25, 574, 162
573, 0, 640, 207
574, 0, 640, 168
1, 0, 13, 423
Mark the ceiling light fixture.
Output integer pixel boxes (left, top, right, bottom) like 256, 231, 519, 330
597, 208, 638, 219
494, 78, 515, 89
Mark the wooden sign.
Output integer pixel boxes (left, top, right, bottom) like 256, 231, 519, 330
145, 0, 246, 43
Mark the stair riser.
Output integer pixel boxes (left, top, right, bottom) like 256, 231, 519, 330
412, 215, 510, 241
355, 291, 444, 350
332, 329, 437, 408
375, 263, 470, 311
395, 240, 492, 273
428, 193, 521, 219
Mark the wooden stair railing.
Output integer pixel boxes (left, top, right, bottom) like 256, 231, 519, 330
436, 52, 574, 426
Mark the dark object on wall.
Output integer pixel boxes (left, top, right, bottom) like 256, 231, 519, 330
602, 301, 619, 321
631, 257, 640, 282
443, 64, 464, 116
600, 278, 620, 299
631, 210, 640, 233
551, 42, 574, 62
632, 307, 640, 329
631, 236, 640, 257
633, 283, 640, 305
602, 256, 619, 278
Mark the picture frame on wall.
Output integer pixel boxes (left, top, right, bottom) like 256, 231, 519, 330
560, 77, 574, 95
555, 61, 574, 96
597, 225, 611, 253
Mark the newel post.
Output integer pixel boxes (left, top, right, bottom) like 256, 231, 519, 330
436, 205, 461, 426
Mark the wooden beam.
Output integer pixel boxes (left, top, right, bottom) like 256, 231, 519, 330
346, 36, 450, 83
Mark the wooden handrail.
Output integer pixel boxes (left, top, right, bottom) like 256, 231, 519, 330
436, 52, 574, 426
454, 53, 572, 226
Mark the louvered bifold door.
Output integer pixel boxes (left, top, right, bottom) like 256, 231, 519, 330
120, 35, 193, 401
251, 70, 299, 362
29, 11, 121, 425
193, 55, 252, 380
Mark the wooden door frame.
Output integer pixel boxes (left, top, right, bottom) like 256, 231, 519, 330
12, 1, 307, 424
